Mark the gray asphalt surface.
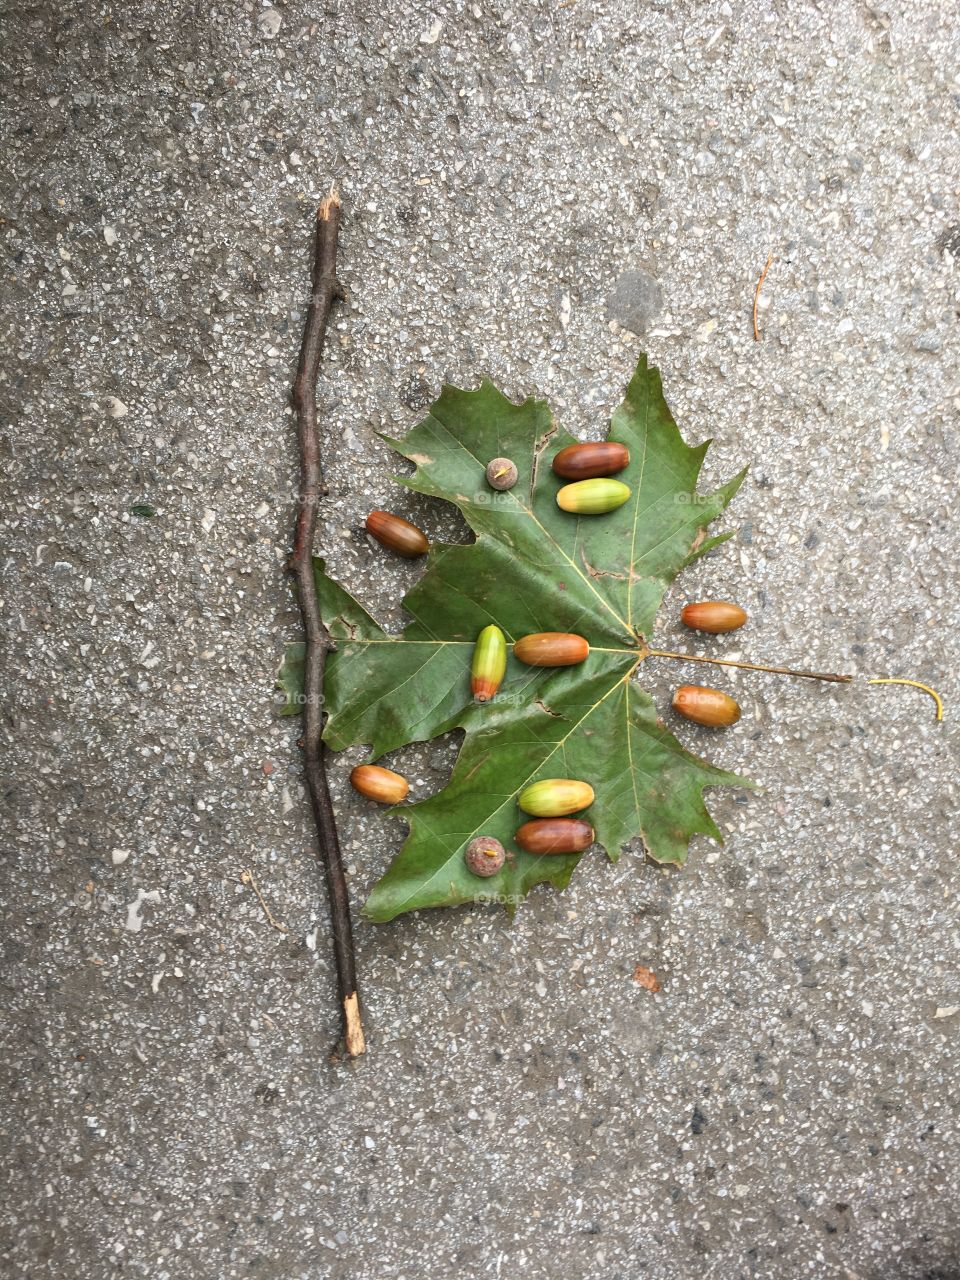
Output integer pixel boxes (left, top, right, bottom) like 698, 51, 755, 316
2, 2, 959, 1277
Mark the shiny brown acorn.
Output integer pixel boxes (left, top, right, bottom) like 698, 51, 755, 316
681, 601, 748, 634
515, 818, 595, 855
552, 441, 630, 480
513, 632, 589, 667
672, 685, 741, 728
365, 510, 429, 558
350, 764, 410, 804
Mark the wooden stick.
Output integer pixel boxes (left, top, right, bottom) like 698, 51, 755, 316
290, 191, 365, 1058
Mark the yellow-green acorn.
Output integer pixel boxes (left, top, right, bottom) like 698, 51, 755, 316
518, 779, 595, 817
471, 624, 507, 703
556, 478, 631, 514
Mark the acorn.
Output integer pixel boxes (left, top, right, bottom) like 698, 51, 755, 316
552, 441, 630, 480
672, 685, 741, 728
556, 478, 631, 515
518, 779, 594, 817
681, 601, 748, 634
515, 818, 595, 855
464, 836, 506, 877
349, 764, 410, 804
471, 624, 507, 702
513, 632, 589, 667
365, 510, 429, 558
485, 457, 518, 491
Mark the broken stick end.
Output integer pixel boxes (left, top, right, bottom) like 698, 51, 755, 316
343, 992, 366, 1057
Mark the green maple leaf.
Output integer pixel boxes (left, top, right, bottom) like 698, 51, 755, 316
279, 355, 752, 922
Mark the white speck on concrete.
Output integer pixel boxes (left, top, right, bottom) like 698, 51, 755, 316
419, 17, 442, 44
257, 8, 282, 38
124, 889, 161, 934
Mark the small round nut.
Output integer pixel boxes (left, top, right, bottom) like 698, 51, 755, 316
485, 457, 518, 491
464, 836, 505, 877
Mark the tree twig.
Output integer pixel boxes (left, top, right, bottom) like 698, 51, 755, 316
290, 190, 365, 1058
644, 647, 852, 684
752, 253, 773, 341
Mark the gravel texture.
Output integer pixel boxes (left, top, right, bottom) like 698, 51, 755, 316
3, 2, 960, 1277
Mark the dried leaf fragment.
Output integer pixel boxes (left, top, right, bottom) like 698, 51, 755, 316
633, 964, 661, 992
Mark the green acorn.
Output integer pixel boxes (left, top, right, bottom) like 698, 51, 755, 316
471, 624, 507, 703
556, 478, 631, 514
517, 779, 595, 817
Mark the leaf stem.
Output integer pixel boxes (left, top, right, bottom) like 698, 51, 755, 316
868, 677, 943, 722
644, 648, 853, 684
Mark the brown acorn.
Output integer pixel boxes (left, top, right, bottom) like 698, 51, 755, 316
515, 818, 595, 855
680, 601, 748, 634
350, 764, 410, 804
552, 441, 630, 480
485, 457, 518, 491
513, 632, 589, 667
365, 510, 429, 558
464, 836, 506, 877
672, 685, 741, 728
